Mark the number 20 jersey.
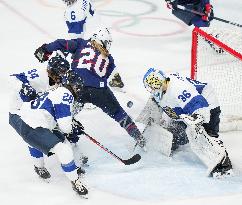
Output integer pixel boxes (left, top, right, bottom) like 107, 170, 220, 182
45, 38, 115, 88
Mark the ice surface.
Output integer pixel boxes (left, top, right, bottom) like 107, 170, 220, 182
1, 0, 242, 205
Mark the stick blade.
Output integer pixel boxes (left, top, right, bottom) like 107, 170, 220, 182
122, 154, 141, 165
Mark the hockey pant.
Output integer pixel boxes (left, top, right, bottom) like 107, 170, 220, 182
9, 113, 78, 181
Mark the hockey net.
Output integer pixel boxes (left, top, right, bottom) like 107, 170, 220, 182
191, 27, 242, 132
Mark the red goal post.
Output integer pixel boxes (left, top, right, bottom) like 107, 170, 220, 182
191, 27, 242, 132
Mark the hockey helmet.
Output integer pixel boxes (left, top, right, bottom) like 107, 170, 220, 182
62, 70, 84, 98
143, 68, 167, 94
62, 0, 77, 6
47, 54, 70, 83
91, 28, 113, 52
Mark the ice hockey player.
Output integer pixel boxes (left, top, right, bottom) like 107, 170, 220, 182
164, 0, 214, 27
9, 55, 87, 177
34, 28, 146, 149
141, 68, 233, 178
10, 70, 88, 197
62, 0, 124, 89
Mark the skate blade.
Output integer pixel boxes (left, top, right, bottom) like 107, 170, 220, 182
39, 177, 51, 183
212, 169, 234, 179
78, 194, 88, 199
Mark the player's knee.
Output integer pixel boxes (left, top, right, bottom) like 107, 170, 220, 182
52, 142, 74, 164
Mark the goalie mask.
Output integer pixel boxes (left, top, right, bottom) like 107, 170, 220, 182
62, 0, 77, 6
91, 28, 113, 53
143, 68, 167, 94
47, 54, 70, 83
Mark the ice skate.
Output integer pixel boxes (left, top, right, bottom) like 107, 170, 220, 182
34, 166, 51, 179
77, 167, 86, 176
80, 155, 89, 166
71, 177, 88, 198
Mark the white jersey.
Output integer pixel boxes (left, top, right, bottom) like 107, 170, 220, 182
20, 87, 74, 134
9, 68, 50, 114
64, 0, 102, 40
153, 73, 219, 123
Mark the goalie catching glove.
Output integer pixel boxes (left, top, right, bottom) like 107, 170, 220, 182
66, 119, 85, 144
34, 44, 52, 63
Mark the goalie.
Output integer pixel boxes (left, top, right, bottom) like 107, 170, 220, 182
139, 68, 233, 178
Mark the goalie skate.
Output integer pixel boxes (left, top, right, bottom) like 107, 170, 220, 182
210, 151, 233, 179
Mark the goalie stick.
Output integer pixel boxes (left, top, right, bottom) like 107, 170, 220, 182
175, 5, 242, 28
73, 120, 141, 165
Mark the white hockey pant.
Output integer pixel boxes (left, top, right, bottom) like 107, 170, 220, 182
51, 142, 78, 181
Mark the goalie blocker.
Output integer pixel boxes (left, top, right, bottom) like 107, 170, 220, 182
138, 68, 233, 178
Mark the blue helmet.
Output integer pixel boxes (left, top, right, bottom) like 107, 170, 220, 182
143, 68, 167, 94
47, 54, 70, 83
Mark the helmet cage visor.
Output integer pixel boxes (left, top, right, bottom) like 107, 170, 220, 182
144, 73, 164, 94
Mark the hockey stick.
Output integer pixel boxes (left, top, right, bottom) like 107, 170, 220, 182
176, 5, 242, 28
82, 131, 141, 165
73, 120, 141, 165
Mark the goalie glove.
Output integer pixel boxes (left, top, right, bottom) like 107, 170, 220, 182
34, 44, 52, 63
180, 113, 204, 127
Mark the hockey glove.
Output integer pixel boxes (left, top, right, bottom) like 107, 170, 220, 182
165, 0, 177, 9
66, 133, 80, 144
72, 119, 85, 136
34, 44, 52, 63
180, 113, 204, 126
202, 3, 214, 21
19, 83, 38, 102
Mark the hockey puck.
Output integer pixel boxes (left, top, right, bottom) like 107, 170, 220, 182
127, 101, 133, 108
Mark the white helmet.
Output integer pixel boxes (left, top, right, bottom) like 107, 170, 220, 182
62, 0, 77, 6
143, 68, 167, 94
91, 28, 113, 52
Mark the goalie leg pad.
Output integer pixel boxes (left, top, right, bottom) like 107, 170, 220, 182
136, 97, 163, 125
186, 124, 226, 175
143, 124, 173, 157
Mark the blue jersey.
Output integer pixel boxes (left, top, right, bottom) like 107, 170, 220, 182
45, 39, 116, 88
170, 0, 212, 27
20, 87, 74, 134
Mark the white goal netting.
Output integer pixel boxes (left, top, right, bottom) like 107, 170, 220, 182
191, 27, 242, 132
